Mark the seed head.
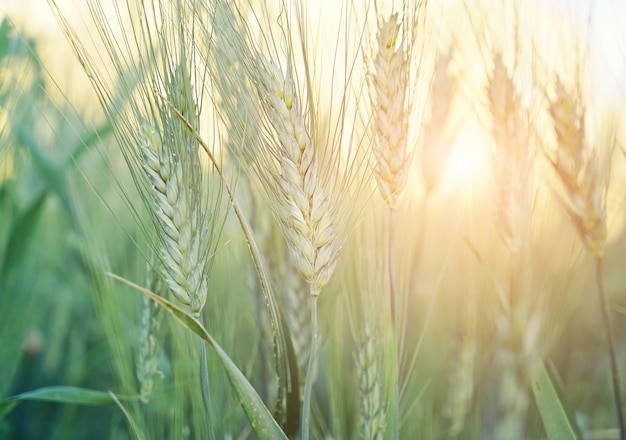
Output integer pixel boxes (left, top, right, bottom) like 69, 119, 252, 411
371, 13, 411, 208
548, 79, 606, 257
257, 58, 340, 295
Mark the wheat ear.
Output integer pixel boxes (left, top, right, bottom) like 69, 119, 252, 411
369, 13, 413, 439
137, 275, 164, 404
140, 63, 218, 438
371, 14, 410, 209
139, 126, 208, 315
548, 79, 606, 256
255, 57, 339, 440
548, 78, 623, 438
487, 54, 531, 255
356, 325, 386, 440
257, 58, 339, 297
485, 54, 536, 438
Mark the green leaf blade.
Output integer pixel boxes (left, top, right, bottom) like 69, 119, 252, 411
0, 386, 126, 419
531, 360, 579, 440
108, 273, 288, 440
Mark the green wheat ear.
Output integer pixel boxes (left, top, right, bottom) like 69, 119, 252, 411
139, 123, 209, 315
137, 273, 164, 404
356, 324, 386, 440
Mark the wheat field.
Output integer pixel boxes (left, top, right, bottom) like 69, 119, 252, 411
1, 0, 626, 439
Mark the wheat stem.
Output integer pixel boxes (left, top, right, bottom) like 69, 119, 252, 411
596, 257, 625, 440
301, 292, 318, 440
198, 313, 216, 440
388, 208, 400, 440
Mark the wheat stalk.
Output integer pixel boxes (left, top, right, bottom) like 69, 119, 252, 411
139, 63, 218, 437
368, 8, 426, 437
484, 52, 537, 438
547, 77, 623, 438
371, 14, 407, 438
254, 57, 341, 440
207, 3, 373, 437
49, 2, 227, 436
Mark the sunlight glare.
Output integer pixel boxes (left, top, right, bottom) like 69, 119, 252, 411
440, 121, 492, 194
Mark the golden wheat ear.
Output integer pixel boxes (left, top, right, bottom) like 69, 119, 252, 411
255, 57, 340, 296
370, 13, 411, 209
547, 78, 607, 257
546, 76, 623, 436
487, 54, 532, 254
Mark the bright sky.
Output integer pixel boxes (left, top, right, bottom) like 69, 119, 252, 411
1, 0, 623, 93
550, 0, 626, 102
2, 0, 625, 195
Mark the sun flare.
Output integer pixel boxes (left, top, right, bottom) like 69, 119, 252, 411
440, 121, 492, 193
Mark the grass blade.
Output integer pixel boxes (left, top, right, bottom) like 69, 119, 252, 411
531, 359, 579, 440
108, 272, 288, 440
0, 386, 132, 419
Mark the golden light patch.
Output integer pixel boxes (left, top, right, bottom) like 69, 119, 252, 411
440, 121, 492, 194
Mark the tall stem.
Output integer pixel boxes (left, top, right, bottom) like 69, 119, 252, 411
389, 208, 399, 440
198, 314, 216, 440
596, 257, 625, 440
301, 292, 318, 440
